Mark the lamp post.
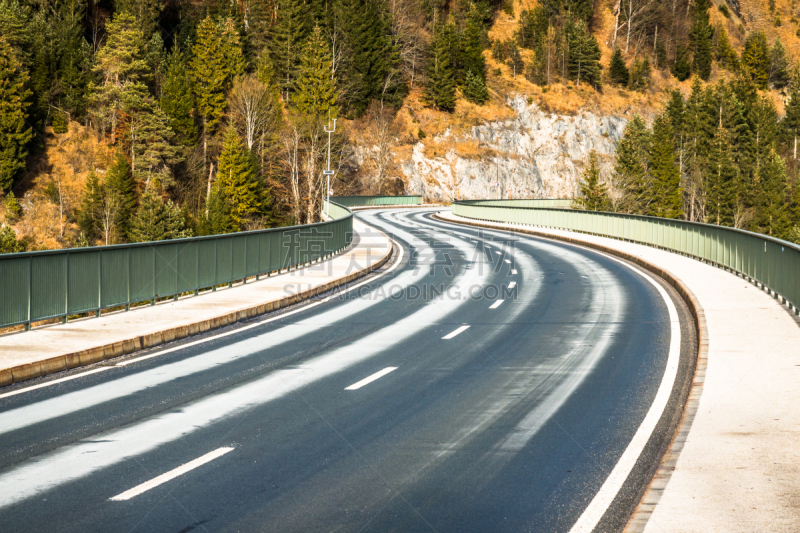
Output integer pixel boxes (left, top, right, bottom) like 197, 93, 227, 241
324, 117, 337, 217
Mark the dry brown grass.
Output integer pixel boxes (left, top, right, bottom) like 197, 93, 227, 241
8, 122, 114, 250
737, 0, 800, 65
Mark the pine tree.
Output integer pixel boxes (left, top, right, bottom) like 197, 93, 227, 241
216, 124, 263, 230
269, 0, 311, 98
199, 188, 233, 236
4, 190, 21, 221
52, 0, 90, 124
665, 88, 684, 127
609, 48, 629, 86
540, 0, 593, 21
742, 31, 770, 89
190, 16, 233, 166
0, 36, 33, 192
128, 190, 192, 242
461, 9, 486, 80
115, 0, 162, 39
24, 14, 53, 132
0, 223, 24, 253
88, 11, 149, 145
424, 23, 457, 112
714, 25, 739, 72
748, 96, 779, 177
145, 32, 167, 95
672, 44, 691, 81
567, 19, 601, 88
335, 0, 403, 115
628, 56, 651, 92
0, 0, 31, 63
689, 0, 713, 81
574, 151, 610, 211
648, 114, 684, 219
613, 114, 652, 214
462, 69, 490, 105
106, 153, 136, 240
78, 169, 101, 241
779, 82, 800, 160
126, 99, 182, 190
507, 42, 524, 78
683, 78, 714, 172
768, 38, 790, 89
220, 17, 246, 82
704, 125, 738, 226
161, 44, 197, 145
755, 148, 790, 237
292, 25, 339, 120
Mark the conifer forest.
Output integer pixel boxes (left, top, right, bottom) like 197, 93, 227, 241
1, 0, 800, 252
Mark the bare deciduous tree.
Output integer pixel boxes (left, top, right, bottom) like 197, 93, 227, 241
282, 115, 303, 225
388, 0, 428, 89
363, 101, 398, 193
229, 74, 281, 152
98, 186, 120, 245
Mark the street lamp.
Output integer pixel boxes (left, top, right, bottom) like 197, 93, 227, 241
324, 117, 337, 217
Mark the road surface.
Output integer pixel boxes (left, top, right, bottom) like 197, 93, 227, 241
0, 208, 693, 532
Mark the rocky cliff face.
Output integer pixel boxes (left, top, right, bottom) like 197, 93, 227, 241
401, 95, 629, 202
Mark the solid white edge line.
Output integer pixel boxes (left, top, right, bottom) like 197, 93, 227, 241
442, 325, 470, 339
345, 367, 398, 390
568, 253, 681, 533
489, 300, 503, 309
0, 367, 111, 400
435, 215, 683, 532
109, 447, 234, 501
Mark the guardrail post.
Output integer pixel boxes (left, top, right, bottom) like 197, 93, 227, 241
26, 255, 31, 330
151, 244, 156, 305
213, 238, 218, 291
126, 248, 131, 311
63, 251, 70, 323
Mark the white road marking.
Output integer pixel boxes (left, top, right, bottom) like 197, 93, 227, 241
345, 367, 398, 390
568, 253, 681, 533
489, 300, 503, 309
512, 269, 518, 274
442, 325, 470, 339
0, 368, 111, 400
0, 214, 544, 510
504, 259, 511, 264
508, 282, 517, 289
109, 447, 234, 501
495, 251, 501, 254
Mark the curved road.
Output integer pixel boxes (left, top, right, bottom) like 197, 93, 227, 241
0, 209, 691, 532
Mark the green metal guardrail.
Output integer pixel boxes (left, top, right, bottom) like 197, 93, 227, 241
0, 202, 353, 330
453, 200, 800, 315
330, 195, 423, 207
456, 199, 573, 208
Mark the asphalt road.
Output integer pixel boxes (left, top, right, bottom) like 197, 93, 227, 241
0, 209, 692, 532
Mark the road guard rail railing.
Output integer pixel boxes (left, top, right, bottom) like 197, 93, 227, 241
330, 195, 423, 207
0, 202, 353, 330
456, 199, 573, 208
453, 199, 800, 315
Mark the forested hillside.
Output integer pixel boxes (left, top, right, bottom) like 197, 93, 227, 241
1, 0, 800, 251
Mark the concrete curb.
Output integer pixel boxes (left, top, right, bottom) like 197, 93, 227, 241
432, 212, 708, 532
0, 237, 393, 388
